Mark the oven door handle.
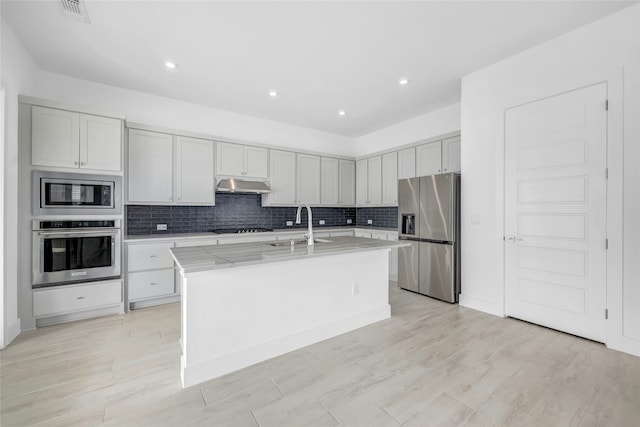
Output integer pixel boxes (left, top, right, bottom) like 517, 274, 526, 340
36, 230, 120, 237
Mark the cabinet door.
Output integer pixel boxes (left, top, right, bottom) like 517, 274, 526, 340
267, 150, 296, 205
356, 159, 368, 206
244, 146, 268, 179
442, 136, 461, 173
297, 154, 321, 205
321, 157, 339, 205
367, 156, 382, 205
416, 141, 442, 176
80, 114, 122, 171
32, 106, 80, 168
398, 147, 416, 179
175, 136, 215, 205
127, 129, 173, 203
216, 142, 245, 177
339, 159, 356, 206
382, 152, 398, 205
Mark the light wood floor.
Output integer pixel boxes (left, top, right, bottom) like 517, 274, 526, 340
1, 283, 639, 427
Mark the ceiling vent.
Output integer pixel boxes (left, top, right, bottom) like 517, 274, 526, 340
60, 0, 91, 24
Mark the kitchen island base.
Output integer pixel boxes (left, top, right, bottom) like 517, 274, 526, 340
180, 249, 391, 388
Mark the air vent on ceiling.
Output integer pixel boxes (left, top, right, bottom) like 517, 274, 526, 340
60, 0, 91, 24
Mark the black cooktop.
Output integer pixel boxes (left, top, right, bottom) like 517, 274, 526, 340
209, 228, 274, 234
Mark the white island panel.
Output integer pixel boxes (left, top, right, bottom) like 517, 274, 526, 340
180, 249, 390, 388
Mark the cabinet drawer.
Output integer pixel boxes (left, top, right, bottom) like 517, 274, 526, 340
128, 269, 175, 301
128, 242, 175, 271
355, 230, 372, 238
33, 280, 122, 317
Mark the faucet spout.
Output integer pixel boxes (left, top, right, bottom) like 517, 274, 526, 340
295, 204, 314, 246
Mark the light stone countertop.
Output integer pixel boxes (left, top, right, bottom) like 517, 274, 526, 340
170, 236, 408, 276
124, 226, 396, 242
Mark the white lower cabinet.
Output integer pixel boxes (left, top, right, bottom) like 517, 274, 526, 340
128, 269, 175, 301
126, 240, 179, 308
33, 280, 122, 318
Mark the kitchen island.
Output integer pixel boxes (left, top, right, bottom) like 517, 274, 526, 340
170, 236, 407, 388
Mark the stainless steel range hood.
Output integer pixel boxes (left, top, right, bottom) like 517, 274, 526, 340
216, 178, 271, 194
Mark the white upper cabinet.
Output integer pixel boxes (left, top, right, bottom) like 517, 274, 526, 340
127, 129, 215, 205
442, 136, 461, 173
367, 156, 383, 205
175, 136, 215, 205
398, 147, 416, 179
128, 129, 174, 204
265, 152, 349, 207
382, 152, 398, 206
32, 106, 121, 171
245, 146, 269, 179
296, 154, 321, 205
356, 156, 383, 206
264, 150, 296, 205
356, 159, 368, 206
216, 142, 268, 179
80, 114, 122, 171
321, 157, 339, 205
339, 159, 355, 206
416, 140, 443, 176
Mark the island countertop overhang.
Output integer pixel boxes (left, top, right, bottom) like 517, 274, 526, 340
170, 236, 409, 276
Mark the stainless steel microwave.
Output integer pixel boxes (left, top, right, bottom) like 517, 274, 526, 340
32, 171, 122, 216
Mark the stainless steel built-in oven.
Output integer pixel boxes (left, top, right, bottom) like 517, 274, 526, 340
32, 171, 122, 216
32, 220, 121, 288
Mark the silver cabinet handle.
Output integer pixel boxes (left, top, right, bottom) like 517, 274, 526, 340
505, 236, 524, 242
74, 161, 79, 165
80, 161, 85, 166
149, 282, 159, 286
149, 255, 157, 258
77, 296, 85, 300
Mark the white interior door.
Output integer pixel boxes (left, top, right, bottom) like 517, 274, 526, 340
505, 83, 607, 343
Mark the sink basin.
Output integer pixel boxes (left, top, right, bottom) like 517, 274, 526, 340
265, 238, 332, 247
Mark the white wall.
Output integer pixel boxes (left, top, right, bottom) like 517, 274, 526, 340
1, 16, 39, 348
461, 4, 640, 356
355, 103, 461, 157
34, 72, 356, 157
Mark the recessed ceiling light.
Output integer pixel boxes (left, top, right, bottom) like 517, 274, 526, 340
269, 90, 278, 97
338, 110, 346, 116
165, 61, 177, 69
399, 78, 409, 85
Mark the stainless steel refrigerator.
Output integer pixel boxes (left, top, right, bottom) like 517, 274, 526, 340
398, 173, 460, 303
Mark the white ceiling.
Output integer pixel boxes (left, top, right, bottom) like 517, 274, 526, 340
1, 1, 636, 137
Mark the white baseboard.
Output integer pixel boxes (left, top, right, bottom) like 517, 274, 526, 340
459, 293, 504, 317
181, 305, 391, 388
